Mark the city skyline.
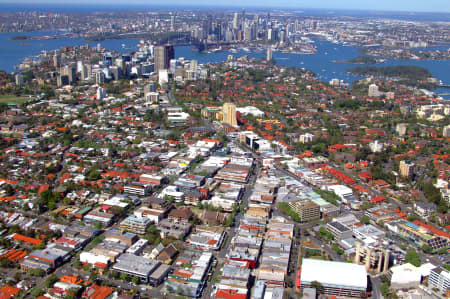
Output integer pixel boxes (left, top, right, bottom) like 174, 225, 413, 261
1, 0, 450, 13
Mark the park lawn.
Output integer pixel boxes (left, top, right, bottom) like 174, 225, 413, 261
0, 95, 30, 104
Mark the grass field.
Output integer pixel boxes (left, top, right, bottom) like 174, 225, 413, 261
0, 95, 30, 105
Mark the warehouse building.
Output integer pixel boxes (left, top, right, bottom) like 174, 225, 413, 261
112, 253, 170, 286
298, 259, 368, 298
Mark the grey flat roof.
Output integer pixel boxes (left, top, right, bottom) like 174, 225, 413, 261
150, 263, 171, 279
113, 253, 160, 276
328, 221, 351, 232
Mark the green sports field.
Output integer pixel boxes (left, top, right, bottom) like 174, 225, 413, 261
0, 95, 30, 104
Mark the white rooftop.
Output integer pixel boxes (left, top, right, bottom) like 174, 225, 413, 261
301, 258, 367, 289
325, 185, 353, 196
390, 263, 422, 285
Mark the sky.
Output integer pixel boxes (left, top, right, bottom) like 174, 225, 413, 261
1, 0, 450, 13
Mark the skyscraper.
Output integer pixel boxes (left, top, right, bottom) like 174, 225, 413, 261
61, 66, 75, 84
154, 45, 175, 74
399, 160, 415, 178
80, 65, 88, 81
222, 103, 237, 127
233, 13, 240, 30
267, 47, 273, 61
53, 54, 61, 68
170, 15, 175, 31
368, 84, 380, 97
15, 74, 23, 86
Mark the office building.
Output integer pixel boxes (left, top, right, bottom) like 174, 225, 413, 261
396, 123, 408, 136
76, 60, 84, 73
15, 74, 23, 86
429, 266, 450, 295
95, 71, 105, 85
119, 215, 151, 235
144, 83, 156, 94
288, 199, 320, 223
96, 87, 106, 100
354, 241, 390, 274
124, 182, 151, 196
53, 54, 61, 68
154, 45, 174, 74
57, 75, 70, 87
326, 221, 353, 240
104, 229, 138, 246
233, 12, 240, 30
443, 125, 450, 138
368, 84, 380, 97
299, 133, 315, 143
110, 66, 120, 81
399, 160, 415, 178
112, 254, 170, 286
61, 66, 75, 84
222, 102, 238, 127
267, 47, 273, 61
80, 65, 89, 81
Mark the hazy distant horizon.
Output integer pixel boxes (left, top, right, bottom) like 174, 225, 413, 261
0, 0, 449, 13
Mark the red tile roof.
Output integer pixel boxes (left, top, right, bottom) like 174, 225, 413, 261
215, 289, 247, 299
12, 234, 42, 245
0, 286, 20, 298
82, 285, 113, 299
412, 220, 450, 239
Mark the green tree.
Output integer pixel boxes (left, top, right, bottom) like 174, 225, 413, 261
223, 214, 234, 227
132, 276, 140, 284
380, 282, 390, 296
407, 214, 420, 222
72, 260, 80, 269
31, 287, 44, 297
0, 258, 13, 268
120, 273, 130, 281
421, 244, 432, 254
361, 202, 371, 210
319, 227, 334, 241
44, 274, 59, 288
87, 169, 100, 181
360, 215, 370, 225
332, 244, 344, 255
30, 268, 45, 277
63, 197, 72, 205
405, 248, 421, 267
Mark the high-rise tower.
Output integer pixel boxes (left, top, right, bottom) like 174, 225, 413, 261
154, 45, 175, 74
222, 103, 237, 127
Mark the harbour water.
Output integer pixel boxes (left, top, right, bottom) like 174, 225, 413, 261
1, 30, 449, 99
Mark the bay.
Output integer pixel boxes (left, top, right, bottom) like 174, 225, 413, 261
1, 30, 449, 99
0, 30, 139, 72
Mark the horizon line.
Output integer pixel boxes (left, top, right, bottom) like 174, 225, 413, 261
0, 2, 450, 14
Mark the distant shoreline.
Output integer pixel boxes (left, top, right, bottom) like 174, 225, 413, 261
0, 3, 449, 20
334, 56, 384, 65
